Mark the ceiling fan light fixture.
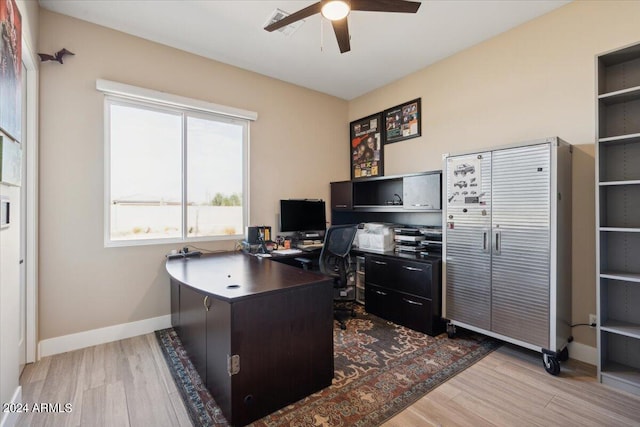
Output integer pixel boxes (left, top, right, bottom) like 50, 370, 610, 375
321, 0, 350, 21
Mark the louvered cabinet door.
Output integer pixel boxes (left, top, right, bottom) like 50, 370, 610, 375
445, 152, 492, 330
490, 143, 551, 348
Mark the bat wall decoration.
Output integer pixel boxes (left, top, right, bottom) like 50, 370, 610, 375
37, 48, 74, 64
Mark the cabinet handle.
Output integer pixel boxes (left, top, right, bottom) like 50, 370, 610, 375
374, 290, 388, 296
482, 230, 489, 252
402, 266, 423, 272
204, 295, 210, 311
494, 230, 501, 254
403, 298, 423, 306
335, 204, 348, 208
373, 260, 387, 265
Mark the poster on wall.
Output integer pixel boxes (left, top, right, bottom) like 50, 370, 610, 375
350, 113, 383, 179
0, 0, 22, 142
383, 98, 421, 144
447, 156, 482, 205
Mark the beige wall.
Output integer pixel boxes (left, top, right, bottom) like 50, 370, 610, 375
349, 0, 640, 348
38, 10, 348, 341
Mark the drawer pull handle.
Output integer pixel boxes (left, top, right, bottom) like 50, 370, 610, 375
374, 290, 388, 296
335, 204, 347, 208
403, 298, 423, 306
373, 261, 387, 265
402, 266, 423, 272
204, 295, 210, 311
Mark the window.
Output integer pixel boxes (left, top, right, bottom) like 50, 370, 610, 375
104, 90, 251, 246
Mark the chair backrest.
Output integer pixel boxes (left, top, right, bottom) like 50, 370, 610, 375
319, 225, 358, 278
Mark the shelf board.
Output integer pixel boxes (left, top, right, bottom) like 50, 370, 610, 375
599, 180, 640, 186
599, 227, 640, 233
599, 43, 640, 67
353, 205, 404, 212
599, 133, 640, 144
353, 205, 442, 213
601, 320, 640, 339
599, 85, 640, 105
601, 362, 640, 387
600, 271, 640, 283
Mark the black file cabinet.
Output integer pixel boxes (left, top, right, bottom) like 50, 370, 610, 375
364, 254, 444, 336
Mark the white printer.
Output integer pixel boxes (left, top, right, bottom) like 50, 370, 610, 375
353, 222, 397, 253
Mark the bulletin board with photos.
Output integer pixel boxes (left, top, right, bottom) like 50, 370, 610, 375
350, 113, 383, 180
383, 98, 421, 144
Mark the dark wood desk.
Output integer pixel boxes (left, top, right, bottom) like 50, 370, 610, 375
167, 252, 334, 426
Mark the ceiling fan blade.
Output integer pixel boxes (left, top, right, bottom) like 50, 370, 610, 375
351, 0, 421, 14
332, 18, 351, 54
264, 2, 322, 32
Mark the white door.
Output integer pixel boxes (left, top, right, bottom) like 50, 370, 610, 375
18, 60, 27, 373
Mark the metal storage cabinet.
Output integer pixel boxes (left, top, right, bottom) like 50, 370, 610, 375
443, 137, 572, 375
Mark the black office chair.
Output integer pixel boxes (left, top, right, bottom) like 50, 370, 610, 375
319, 224, 358, 330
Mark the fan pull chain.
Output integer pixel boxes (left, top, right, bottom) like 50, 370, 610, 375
320, 17, 324, 52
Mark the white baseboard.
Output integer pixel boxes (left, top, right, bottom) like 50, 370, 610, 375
0, 386, 22, 427
38, 315, 171, 358
568, 341, 597, 366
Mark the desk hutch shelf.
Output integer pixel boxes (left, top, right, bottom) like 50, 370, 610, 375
331, 171, 442, 227
596, 41, 640, 396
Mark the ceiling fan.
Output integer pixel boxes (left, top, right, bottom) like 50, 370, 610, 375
264, 0, 422, 54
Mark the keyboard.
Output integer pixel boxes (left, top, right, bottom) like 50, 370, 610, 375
296, 243, 324, 250
271, 248, 303, 255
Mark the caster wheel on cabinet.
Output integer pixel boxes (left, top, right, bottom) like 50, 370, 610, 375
543, 354, 561, 376
446, 323, 456, 339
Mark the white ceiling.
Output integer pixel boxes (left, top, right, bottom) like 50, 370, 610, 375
39, 0, 571, 100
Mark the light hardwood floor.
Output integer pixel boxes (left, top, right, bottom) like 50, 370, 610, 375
17, 334, 640, 426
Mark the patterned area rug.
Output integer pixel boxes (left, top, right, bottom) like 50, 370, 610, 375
155, 307, 499, 427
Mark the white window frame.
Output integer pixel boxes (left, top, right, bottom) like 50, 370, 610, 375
99, 80, 256, 247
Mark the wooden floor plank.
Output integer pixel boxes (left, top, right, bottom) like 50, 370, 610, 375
105, 381, 130, 427
168, 391, 196, 427
145, 333, 179, 396
420, 381, 463, 404
119, 336, 181, 427
80, 385, 106, 427
385, 394, 488, 427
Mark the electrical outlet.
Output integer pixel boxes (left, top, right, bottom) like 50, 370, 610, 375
589, 314, 597, 327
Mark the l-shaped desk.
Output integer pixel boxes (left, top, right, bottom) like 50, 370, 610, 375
166, 252, 334, 426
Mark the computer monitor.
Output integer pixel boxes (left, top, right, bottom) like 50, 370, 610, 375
279, 199, 326, 233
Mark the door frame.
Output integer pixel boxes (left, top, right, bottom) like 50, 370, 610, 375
22, 40, 38, 364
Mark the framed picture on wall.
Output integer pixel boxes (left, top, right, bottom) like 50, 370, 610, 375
383, 98, 421, 144
350, 113, 383, 180
0, 0, 23, 141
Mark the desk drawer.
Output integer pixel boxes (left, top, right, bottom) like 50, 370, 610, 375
365, 284, 398, 324
365, 256, 432, 298
395, 292, 435, 335
365, 285, 442, 335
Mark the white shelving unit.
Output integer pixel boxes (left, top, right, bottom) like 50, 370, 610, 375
596, 41, 640, 396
